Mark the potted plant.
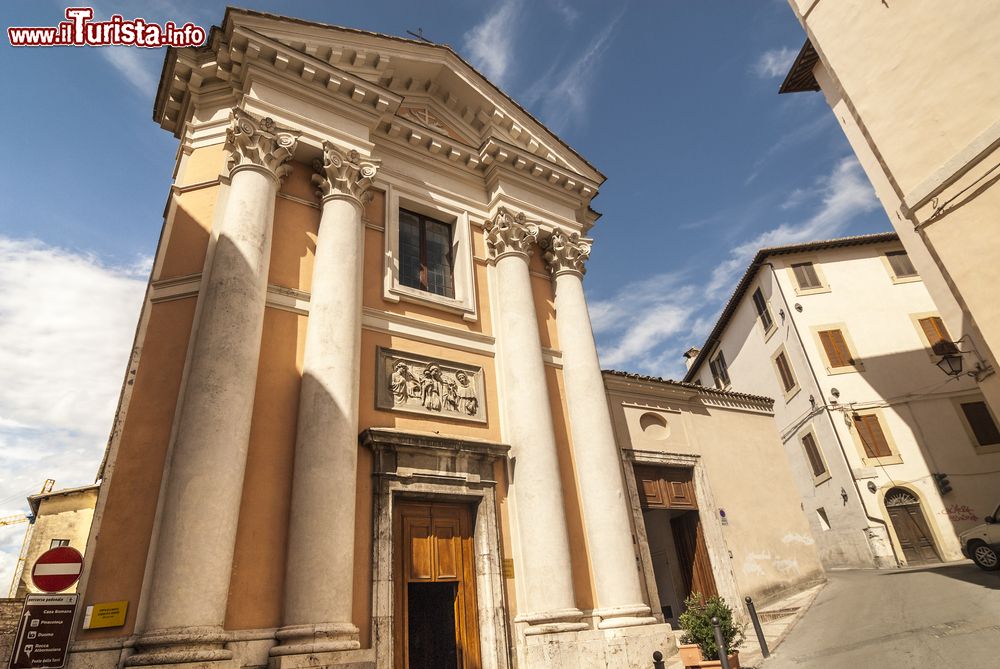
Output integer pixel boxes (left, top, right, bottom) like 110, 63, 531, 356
677, 593, 745, 668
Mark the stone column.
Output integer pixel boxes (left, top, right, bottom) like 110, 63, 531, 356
485, 208, 586, 635
271, 144, 379, 660
128, 110, 299, 666
541, 229, 656, 629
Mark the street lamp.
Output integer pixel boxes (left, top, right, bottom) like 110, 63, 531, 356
935, 351, 964, 377
932, 336, 994, 382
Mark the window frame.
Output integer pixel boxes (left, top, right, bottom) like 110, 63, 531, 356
811, 323, 864, 375
708, 348, 731, 390
751, 286, 776, 337
383, 182, 478, 321
909, 312, 957, 360
952, 395, 1000, 454
398, 208, 456, 298
49, 539, 70, 549
786, 258, 831, 296
771, 345, 800, 401
799, 428, 831, 485
849, 409, 902, 466
881, 248, 921, 284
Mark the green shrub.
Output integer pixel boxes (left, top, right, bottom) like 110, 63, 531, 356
677, 593, 745, 661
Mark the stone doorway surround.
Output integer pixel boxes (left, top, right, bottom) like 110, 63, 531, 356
621, 449, 744, 624
360, 428, 512, 669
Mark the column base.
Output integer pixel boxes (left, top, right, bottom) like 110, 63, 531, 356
125, 627, 233, 666
515, 608, 588, 636
592, 604, 658, 630
519, 621, 675, 669
269, 649, 374, 669
270, 623, 360, 656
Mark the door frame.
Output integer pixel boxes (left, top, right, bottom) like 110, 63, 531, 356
363, 428, 512, 669
879, 485, 943, 566
621, 449, 742, 624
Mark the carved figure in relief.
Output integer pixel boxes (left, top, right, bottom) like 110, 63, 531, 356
391, 362, 412, 404
455, 371, 478, 416
421, 364, 444, 411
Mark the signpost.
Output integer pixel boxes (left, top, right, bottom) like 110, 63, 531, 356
30, 547, 83, 594
8, 594, 78, 669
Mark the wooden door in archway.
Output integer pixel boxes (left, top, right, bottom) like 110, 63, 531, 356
885, 488, 940, 565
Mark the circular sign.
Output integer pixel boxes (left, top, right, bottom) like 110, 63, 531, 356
31, 546, 84, 593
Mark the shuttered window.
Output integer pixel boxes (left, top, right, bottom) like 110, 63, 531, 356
774, 351, 796, 392
886, 251, 917, 278
853, 413, 892, 458
818, 329, 854, 369
960, 401, 1000, 446
709, 350, 730, 389
801, 433, 827, 478
752, 288, 774, 331
792, 262, 823, 290
917, 316, 957, 354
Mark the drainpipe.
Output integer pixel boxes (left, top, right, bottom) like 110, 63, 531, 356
763, 262, 897, 566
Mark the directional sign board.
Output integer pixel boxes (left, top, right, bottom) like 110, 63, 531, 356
30, 547, 82, 593
8, 594, 78, 669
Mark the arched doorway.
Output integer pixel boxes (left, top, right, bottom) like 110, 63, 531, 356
884, 488, 940, 565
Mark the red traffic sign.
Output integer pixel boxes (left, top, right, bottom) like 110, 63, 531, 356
31, 547, 83, 593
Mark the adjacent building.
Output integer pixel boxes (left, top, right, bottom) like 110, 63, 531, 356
685, 233, 1000, 569
780, 0, 1000, 421
62, 9, 821, 669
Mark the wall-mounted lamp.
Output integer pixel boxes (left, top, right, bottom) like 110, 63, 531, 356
933, 335, 994, 382
829, 387, 840, 405
840, 487, 849, 505
867, 481, 877, 494
794, 303, 803, 313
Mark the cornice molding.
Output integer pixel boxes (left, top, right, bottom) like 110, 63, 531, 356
313, 142, 380, 204
541, 228, 592, 277
484, 207, 539, 260
224, 108, 300, 181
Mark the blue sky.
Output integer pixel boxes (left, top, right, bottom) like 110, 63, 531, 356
0, 1, 890, 586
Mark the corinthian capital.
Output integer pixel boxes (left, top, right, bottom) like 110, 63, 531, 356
312, 143, 381, 204
225, 108, 300, 181
485, 207, 539, 260
541, 229, 592, 277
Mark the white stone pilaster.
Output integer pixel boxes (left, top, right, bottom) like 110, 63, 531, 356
271, 144, 379, 660
485, 208, 586, 635
542, 229, 655, 630
128, 109, 299, 666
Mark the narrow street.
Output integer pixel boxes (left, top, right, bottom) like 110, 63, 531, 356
761, 562, 1000, 668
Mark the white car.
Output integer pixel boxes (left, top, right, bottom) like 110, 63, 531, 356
959, 503, 1000, 571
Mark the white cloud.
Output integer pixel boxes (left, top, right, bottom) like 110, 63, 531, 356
100, 47, 159, 95
462, 0, 522, 88
753, 46, 797, 78
547, 0, 580, 24
0, 237, 147, 591
521, 10, 624, 133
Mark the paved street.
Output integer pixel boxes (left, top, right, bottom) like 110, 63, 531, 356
761, 562, 1000, 668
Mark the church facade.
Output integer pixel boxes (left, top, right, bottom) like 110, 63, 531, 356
66, 10, 822, 669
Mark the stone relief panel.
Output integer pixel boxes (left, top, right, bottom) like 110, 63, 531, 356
375, 347, 487, 424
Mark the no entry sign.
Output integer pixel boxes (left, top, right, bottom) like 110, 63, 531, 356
31, 547, 83, 593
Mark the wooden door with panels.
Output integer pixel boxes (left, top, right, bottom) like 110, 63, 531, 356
394, 501, 481, 669
635, 465, 718, 602
885, 488, 940, 565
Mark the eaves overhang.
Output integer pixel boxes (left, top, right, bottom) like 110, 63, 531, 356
779, 39, 820, 94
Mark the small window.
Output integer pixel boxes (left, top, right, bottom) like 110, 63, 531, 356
816, 507, 831, 531
774, 351, 797, 393
709, 350, 731, 389
791, 262, 823, 290
917, 316, 958, 355
959, 401, 1000, 447
818, 328, 855, 369
399, 209, 455, 298
886, 250, 918, 279
49, 539, 70, 549
853, 413, 892, 458
751, 288, 774, 332
801, 433, 827, 478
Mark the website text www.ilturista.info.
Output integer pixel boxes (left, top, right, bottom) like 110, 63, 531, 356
8, 7, 206, 47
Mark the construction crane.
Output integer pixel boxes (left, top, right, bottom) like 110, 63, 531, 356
6, 479, 55, 597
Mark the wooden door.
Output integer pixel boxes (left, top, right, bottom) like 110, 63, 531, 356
670, 511, 717, 602
635, 466, 697, 510
886, 491, 940, 565
394, 501, 481, 669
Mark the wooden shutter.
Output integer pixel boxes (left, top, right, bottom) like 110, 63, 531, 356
886, 251, 917, 278
801, 433, 826, 477
917, 316, 957, 354
775, 352, 796, 392
960, 401, 1000, 446
752, 288, 773, 331
853, 414, 892, 458
792, 262, 822, 289
819, 329, 853, 368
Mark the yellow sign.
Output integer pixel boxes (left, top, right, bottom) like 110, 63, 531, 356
82, 600, 128, 629
502, 559, 515, 579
